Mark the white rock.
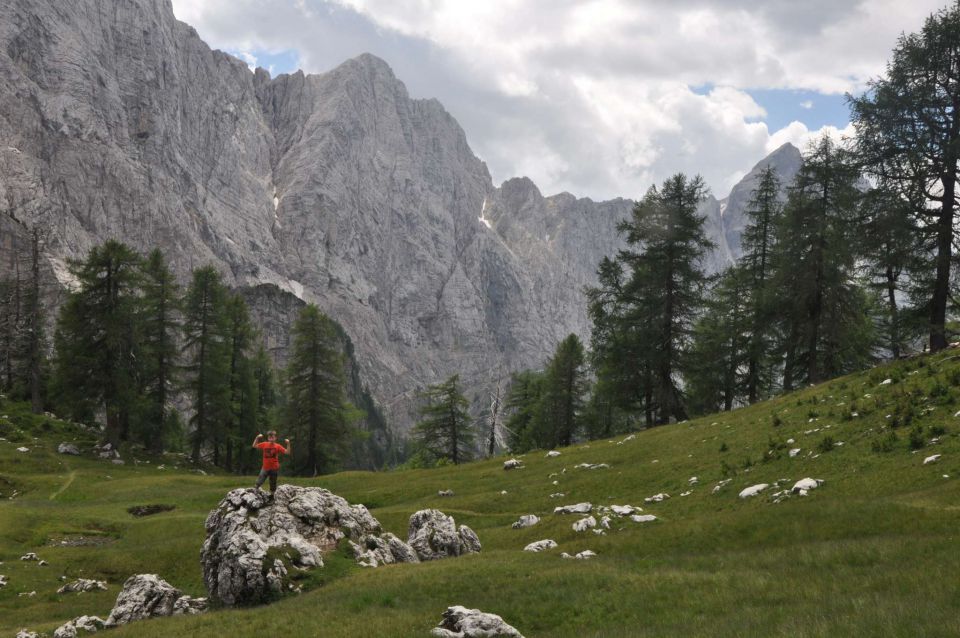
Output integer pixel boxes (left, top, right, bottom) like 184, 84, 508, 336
791, 478, 824, 494
548, 492, 565, 499
57, 442, 81, 456
511, 515, 539, 529
523, 539, 557, 553
16, 631, 39, 638
789, 448, 801, 458
880, 378, 892, 385
599, 516, 611, 530
738, 484, 769, 499
644, 493, 670, 503
16, 447, 29, 453
430, 605, 524, 638
553, 502, 592, 514
0, 574, 6, 588
408, 509, 481, 562
688, 476, 699, 485
572, 516, 597, 532
20, 552, 39, 561
711, 479, 732, 494
574, 463, 610, 470
630, 514, 657, 523
786, 438, 795, 444
609, 505, 639, 516
53, 615, 105, 638
545, 451, 561, 458
924, 454, 942, 465
503, 459, 524, 470
58, 578, 107, 594
679, 490, 692, 497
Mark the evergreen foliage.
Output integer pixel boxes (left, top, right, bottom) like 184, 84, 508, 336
413, 373, 473, 465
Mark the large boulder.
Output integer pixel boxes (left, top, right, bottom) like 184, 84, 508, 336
105, 574, 204, 627
202, 486, 416, 606
57, 442, 81, 456
53, 616, 105, 638
408, 510, 482, 561
430, 605, 524, 637
351, 532, 421, 568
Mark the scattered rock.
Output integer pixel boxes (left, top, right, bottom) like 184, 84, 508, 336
127, 504, 176, 517
545, 450, 561, 458
523, 539, 557, 552
599, 516, 611, 530
503, 459, 524, 470
53, 615, 105, 638
738, 484, 769, 499
0, 574, 6, 588
102, 574, 207, 627
548, 492, 565, 499
511, 515, 539, 529
111, 459, 125, 465
711, 479, 733, 494
202, 486, 410, 606
351, 532, 420, 568
16, 631, 39, 638
16, 446, 29, 453
574, 463, 610, 470
408, 509, 482, 562
617, 434, 636, 445
58, 578, 108, 594
644, 493, 670, 503
791, 478, 824, 495
924, 454, 942, 465
430, 605, 524, 638
630, 514, 657, 523
688, 476, 699, 485
19, 591, 36, 597
561, 550, 596, 560
572, 516, 596, 532
789, 448, 801, 458
20, 552, 40, 561
608, 505, 639, 516
38, 560, 48, 566
880, 378, 893, 385
679, 490, 692, 497
438, 489, 455, 497
553, 502, 592, 514
58, 443, 81, 456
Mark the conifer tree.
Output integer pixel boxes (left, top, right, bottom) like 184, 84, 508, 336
224, 294, 256, 472
592, 173, 713, 424
538, 334, 588, 447
52, 240, 142, 446
739, 167, 783, 402
286, 304, 352, 475
138, 249, 180, 453
774, 136, 874, 385
503, 369, 544, 453
183, 266, 230, 464
413, 373, 473, 465
849, 2, 960, 351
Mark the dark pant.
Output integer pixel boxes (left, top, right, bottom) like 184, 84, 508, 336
255, 469, 279, 492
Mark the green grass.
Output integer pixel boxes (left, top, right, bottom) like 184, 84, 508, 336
4, 351, 960, 636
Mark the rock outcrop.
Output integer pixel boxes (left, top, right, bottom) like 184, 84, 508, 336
57, 578, 107, 594
53, 615, 105, 638
0, 0, 804, 437
105, 574, 206, 627
408, 509, 482, 561
201, 486, 417, 605
430, 605, 524, 638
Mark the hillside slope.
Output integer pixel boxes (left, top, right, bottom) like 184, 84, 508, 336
5, 353, 959, 637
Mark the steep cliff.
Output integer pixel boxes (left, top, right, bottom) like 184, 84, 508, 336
0, 0, 802, 434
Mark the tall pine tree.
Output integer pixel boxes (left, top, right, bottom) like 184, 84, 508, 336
413, 374, 473, 465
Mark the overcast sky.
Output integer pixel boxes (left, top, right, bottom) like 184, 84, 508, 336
171, 0, 946, 201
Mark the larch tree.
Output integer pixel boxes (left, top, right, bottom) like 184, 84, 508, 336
413, 373, 473, 465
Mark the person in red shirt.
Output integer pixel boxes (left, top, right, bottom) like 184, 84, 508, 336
252, 430, 290, 495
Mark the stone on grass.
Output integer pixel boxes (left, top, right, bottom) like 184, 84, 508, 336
738, 484, 769, 499
553, 502, 591, 514
572, 516, 596, 532
880, 378, 893, 385
202, 486, 412, 606
58, 443, 81, 456
351, 532, 421, 568
430, 605, 524, 637
438, 489, 455, 497
789, 448, 801, 458
0, 574, 6, 588
644, 493, 670, 503
53, 615, 105, 638
545, 450, 561, 458
791, 478, 824, 495
503, 459, 523, 470
549, 492, 565, 499
523, 539, 557, 552
573, 463, 609, 470
924, 454, 942, 465
630, 514, 657, 523
16, 631, 39, 638
58, 578, 108, 594
16, 447, 29, 453
688, 476, 699, 485
561, 550, 596, 560
105, 574, 190, 626
408, 509, 481, 561
20, 552, 39, 561
609, 505, 639, 516
511, 515, 539, 529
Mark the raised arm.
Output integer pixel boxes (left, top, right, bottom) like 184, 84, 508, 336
252, 433, 264, 449
284, 438, 291, 454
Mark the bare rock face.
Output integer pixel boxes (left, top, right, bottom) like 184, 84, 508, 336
104, 574, 204, 627
201, 486, 416, 605
0, 0, 803, 437
430, 605, 524, 638
408, 509, 481, 561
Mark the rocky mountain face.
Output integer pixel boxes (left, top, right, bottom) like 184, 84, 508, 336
0, 0, 802, 435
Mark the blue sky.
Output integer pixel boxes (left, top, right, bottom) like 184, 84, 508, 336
176, 0, 945, 200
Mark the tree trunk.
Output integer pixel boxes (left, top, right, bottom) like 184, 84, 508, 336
929, 177, 955, 352
886, 264, 900, 359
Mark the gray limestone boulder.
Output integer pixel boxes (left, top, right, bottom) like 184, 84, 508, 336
202, 486, 414, 605
53, 615, 105, 638
408, 510, 482, 561
57, 442, 80, 456
430, 605, 524, 637
105, 574, 182, 627
57, 578, 107, 594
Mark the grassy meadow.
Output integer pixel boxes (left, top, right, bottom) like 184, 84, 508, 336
3, 350, 960, 636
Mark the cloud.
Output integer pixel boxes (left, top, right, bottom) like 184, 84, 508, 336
170, 0, 945, 200
799, 99, 814, 109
